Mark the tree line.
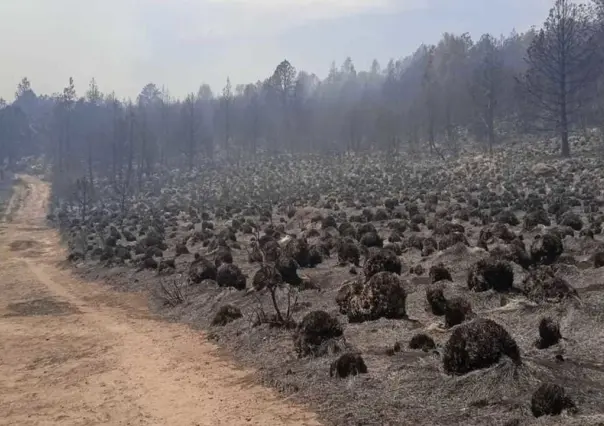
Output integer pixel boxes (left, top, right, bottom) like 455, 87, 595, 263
1, 0, 603, 187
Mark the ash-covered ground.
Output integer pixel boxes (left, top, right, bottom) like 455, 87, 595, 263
54, 141, 604, 425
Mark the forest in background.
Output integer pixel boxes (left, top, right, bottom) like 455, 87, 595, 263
1, 0, 604, 186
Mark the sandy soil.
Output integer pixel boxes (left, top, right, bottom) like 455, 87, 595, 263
0, 176, 321, 426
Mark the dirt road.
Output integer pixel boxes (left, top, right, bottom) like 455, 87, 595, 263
0, 176, 321, 426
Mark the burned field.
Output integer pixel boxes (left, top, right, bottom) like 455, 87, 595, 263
51, 142, 604, 425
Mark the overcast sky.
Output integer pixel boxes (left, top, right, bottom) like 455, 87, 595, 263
0, 0, 552, 101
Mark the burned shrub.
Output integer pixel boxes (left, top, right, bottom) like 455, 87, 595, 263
422, 237, 437, 257
438, 232, 469, 251
363, 248, 402, 280
523, 208, 551, 230
444, 296, 473, 328
188, 254, 217, 284
340, 272, 407, 323
522, 266, 578, 303
560, 211, 583, 231
284, 237, 311, 268
531, 383, 576, 418
261, 239, 281, 262
252, 263, 283, 291
276, 254, 301, 285
426, 283, 447, 316
358, 223, 377, 235
374, 209, 390, 221
141, 256, 158, 270
105, 236, 117, 248
158, 258, 176, 273
307, 244, 324, 267
536, 317, 561, 349
530, 233, 564, 265
443, 318, 521, 375
214, 246, 233, 267
594, 251, 604, 268
216, 263, 247, 290
429, 263, 452, 283
404, 235, 424, 251
409, 333, 436, 351
496, 210, 520, 226
322, 215, 338, 229
248, 243, 264, 263
335, 280, 362, 314
211, 305, 243, 326
339, 222, 357, 239
433, 221, 465, 236
478, 223, 516, 249
175, 243, 189, 256
388, 231, 402, 243
384, 198, 398, 210
468, 259, 514, 292
294, 310, 344, 357
115, 246, 131, 261
123, 230, 136, 242
411, 213, 426, 225
338, 237, 360, 266
413, 264, 425, 276
330, 353, 368, 378
490, 243, 532, 270
360, 231, 383, 248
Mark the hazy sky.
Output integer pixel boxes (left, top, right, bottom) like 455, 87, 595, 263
0, 0, 552, 101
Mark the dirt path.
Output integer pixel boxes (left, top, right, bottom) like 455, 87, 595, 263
0, 176, 321, 426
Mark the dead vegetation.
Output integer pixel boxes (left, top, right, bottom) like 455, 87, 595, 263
50, 140, 604, 425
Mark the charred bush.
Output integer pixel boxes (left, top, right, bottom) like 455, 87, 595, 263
216, 263, 247, 290
426, 283, 447, 316
467, 259, 514, 292
560, 212, 583, 231
363, 248, 402, 280
212, 305, 243, 326
438, 232, 469, 251
490, 243, 532, 270
340, 272, 407, 323
443, 318, 521, 375
214, 246, 233, 267
284, 237, 311, 268
175, 243, 189, 256
523, 209, 551, 231
360, 231, 383, 248
496, 210, 519, 226
594, 251, 604, 268
262, 239, 281, 262
252, 263, 283, 291
338, 238, 360, 266
429, 263, 452, 283
335, 280, 362, 314
531, 383, 576, 417
478, 223, 516, 249
536, 317, 561, 349
294, 311, 344, 357
188, 254, 217, 284
329, 353, 368, 378
409, 333, 436, 351
522, 266, 578, 303
276, 254, 301, 285
530, 233, 563, 265
322, 215, 338, 229
422, 237, 437, 257
444, 296, 473, 328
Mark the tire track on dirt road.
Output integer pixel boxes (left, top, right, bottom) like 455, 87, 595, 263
0, 176, 322, 426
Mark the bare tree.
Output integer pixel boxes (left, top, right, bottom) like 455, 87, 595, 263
470, 34, 504, 153
221, 77, 233, 157
520, 0, 600, 157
